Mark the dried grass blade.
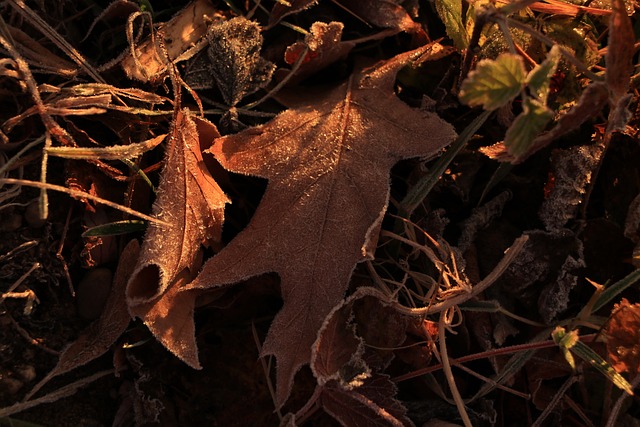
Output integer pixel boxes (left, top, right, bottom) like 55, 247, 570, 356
46, 134, 165, 160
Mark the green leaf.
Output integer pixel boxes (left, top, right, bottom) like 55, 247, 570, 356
435, 0, 469, 49
552, 327, 634, 395
459, 53, 526, 110
504, 98, 552, 159
526, 45, 561, 104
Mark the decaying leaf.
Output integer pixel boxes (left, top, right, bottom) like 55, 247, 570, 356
206, 17, 275, 107
125, 110, 228, 367
337, 0, 423, 35
311, 287, 415, 426
320, 375, 413, 427
267, 0, 319, 28
538, 141, 605, 231
282, 21, 355, 84
492, 229, 583, 323
127, 110, 228, 304
606, 298, 640, 374
184, 44, 456, 406
120, 0, 219, 82
25, 239, 139, 400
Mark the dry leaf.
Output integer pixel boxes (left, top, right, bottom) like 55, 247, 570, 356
538, 141, 606, 231
282, 21, 355, 84
25, 239, 139, 400
337, 0, 422, 34
606, 298, 640, 374
320, 376, 413, 427
186, 44, 456, 406
605, 0, 635, 132
127, 109, 228, 304
120, 0, 218, 82
206, 17, 275, 107
268, 0, 318, 28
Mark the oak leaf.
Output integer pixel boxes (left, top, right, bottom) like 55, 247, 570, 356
184, 44, 455, 406
126, 110, 228, 366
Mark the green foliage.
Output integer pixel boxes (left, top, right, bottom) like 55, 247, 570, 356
459, 53, 526, 110
526, 45, 561, 103
504, 98, 553, 158
552, 327, 634, 395
435, 0, 469, 49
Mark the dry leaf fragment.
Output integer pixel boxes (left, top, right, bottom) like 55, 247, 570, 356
25, 239, 139, 401
606, 298, 640, 374
187, 43, 456, 407
127, 110, 229, 304
120, 0, 218, 82
282, 21, 355, 84
267, 0, 318, 28
538, 141, 606, 231
337, 0, 422, 34
206, 17, 275, 107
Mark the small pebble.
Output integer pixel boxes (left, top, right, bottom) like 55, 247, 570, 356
77, 267, 113, 320
0, 212, 22, 232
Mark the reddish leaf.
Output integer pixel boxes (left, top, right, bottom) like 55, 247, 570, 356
283, 21, 355, 84
321, 376, 413, 427
127, 110, 228, 304
186, 44, 456, 406
606, 298, 640, 374
25, 239, 140, 400
126, 110, 228, 366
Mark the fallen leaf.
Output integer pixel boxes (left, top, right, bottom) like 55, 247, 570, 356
282, 21, 355, 84
337, 0, 422, 35
120, 0, 219, 82
206, 17, 275, 107
606, 298, 640, 374
320, 376, 413, 427
267, 0, 318, 28
538, 142, 605, 231
24, 239, 139, 400
127, 109, 228, 305
186, 44, 456, 406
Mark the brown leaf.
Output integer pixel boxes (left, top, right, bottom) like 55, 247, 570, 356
206, 17, 275, 107
129, 268, 202, 368
120, 0, 219, 82
320, 376, 413, 427
25, 239, 139, 400
282, 21, 355, 84
186, 44, 456, 406
606, 0, 635, 104
127, 110, 228, 304
336, 0, 422, 34
538, 142, 606, 231
267, 0, 318, 28
606, 298, 640, 374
